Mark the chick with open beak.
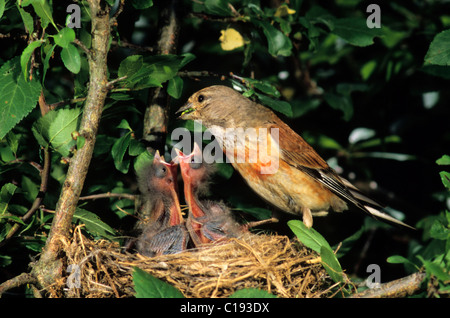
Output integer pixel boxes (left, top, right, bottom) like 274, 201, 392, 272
175, 143, 243, 247
136, 151, 189, 256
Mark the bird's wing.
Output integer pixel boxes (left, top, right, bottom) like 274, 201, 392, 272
270, 123, 414, 229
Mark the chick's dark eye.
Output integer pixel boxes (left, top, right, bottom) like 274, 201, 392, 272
189, 156, 202, 169
197, 95, 204, 103
155, 166, 167, 179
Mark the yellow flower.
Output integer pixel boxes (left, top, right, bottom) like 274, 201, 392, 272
274, 4, 296, 17
219, 28, 245, 51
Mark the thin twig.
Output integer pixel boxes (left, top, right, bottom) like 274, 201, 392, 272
79, 192, 135, 201
73, 38, 91, 58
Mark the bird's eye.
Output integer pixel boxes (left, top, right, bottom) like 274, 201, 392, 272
155, 166, 167, 178
189, 156, 202, 169
197, 95, 204, 103
190, 162, 202, 170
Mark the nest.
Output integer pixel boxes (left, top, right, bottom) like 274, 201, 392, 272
55, 226, 345, 298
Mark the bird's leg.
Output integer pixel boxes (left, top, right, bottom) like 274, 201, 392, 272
301, 206, 313, 228
311, 211, 329, 217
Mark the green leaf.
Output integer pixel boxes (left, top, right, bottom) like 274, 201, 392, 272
30, 0, 57, 30
42, 44, 56, 85
131, 0, 153, 9
204, 0, 232, 16
255, 20, 293, 57
332, 17, 384, 47
111, 132, 132, 173
53, 27, 76, 48
436, 155, 450, 165
255, 93, 293, 117
323, 93, 353, 121
134, 150, 154, 175
61, 44, 81, 74
229, 288, 277, 298
0, 183, 18, 215
118, 55, 185, 90
20, 40, 44, 81
167, 76, 183, 99
288, 220, 332, 253
386, 255, 412, 265
132, 267, 184, 298
0, 57, 41, 140
73, 208, 116, 239
0, 0, 6, 20
16, 4, 34, 34
320, 245, 344, 283
439, 171, 450, 190
424, 29, 450, 66
31, 108, 81, 156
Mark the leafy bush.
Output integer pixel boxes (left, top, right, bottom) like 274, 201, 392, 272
0, 0, 449, 297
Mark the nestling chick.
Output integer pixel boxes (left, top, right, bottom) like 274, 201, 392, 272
175, 143, 244, 247
135, 151, 189, 256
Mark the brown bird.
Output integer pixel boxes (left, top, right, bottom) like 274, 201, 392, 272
176, 85, 414, 229
135, 151, 189, 256
175, 143, 244, 247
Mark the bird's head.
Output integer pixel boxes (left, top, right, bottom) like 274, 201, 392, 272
176, 85, 249, 128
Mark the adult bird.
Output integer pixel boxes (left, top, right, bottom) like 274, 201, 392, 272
176, 85, 414, 229
135, 151, 189, 256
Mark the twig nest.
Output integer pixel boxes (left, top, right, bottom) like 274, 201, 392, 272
58, 227, 339, 298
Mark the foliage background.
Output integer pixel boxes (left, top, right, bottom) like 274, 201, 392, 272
0, 0, 449, 297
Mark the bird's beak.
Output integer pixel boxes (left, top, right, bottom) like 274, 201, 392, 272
176, 102, 196, 120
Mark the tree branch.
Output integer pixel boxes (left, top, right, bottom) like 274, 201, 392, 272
142, 0, 180, 153
31, 0, 111, 291
349, 272, 426, 298
79, 192, 135, 201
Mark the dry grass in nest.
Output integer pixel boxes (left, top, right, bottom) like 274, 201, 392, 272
56, 226, 345, 298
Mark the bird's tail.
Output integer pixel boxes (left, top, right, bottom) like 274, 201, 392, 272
343, 178, 415, 230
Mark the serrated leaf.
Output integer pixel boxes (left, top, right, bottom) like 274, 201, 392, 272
132, 267, 184, 298
61, 44, 81, 74
20, 40, 44, 81
424, 29, 450, 66
53, 27, 75, 49
287, 220, 332, 253
332, 17, 384, 47
73, 208, 116, 239
229, 288, 277, 298
31, 108, 81, 156
0, 57, 41, 140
